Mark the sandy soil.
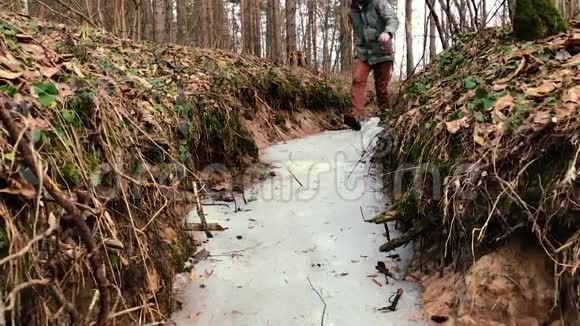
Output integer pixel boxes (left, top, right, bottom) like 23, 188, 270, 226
421, 239, 558, 325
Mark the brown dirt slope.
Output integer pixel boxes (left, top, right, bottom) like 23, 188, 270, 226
0, 11, 348, 325
379, 22, 580, 324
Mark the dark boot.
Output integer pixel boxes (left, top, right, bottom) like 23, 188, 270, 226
344, 114, 361, 131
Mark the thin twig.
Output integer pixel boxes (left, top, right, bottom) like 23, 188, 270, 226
348, 131, 381, 181
307, 277, 326, 326
0, 221, 58, 266
109, 303, 154, 320
3, 279, 50, 311
212, 242, 263, 256
286, 167, 303, 187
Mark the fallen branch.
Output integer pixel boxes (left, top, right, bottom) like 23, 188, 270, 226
193, 181, 213, 239
307, 277, 327, 326
0, 95, 110, 324
186, 223, 227, 232
379, 224, 428, 252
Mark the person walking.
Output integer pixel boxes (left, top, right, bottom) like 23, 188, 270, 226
344, 0, 399, 131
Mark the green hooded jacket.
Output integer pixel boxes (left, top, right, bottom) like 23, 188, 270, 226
351, 0, 399, 65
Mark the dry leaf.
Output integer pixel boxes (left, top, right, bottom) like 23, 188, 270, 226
495, 57, 526, 84
0, 68, 22, 80
189, 269, 198, 281
562, 53, 580, 67
147, 267, 161, 293
492, 83, 508, 91
20, 43, 46, 60
445, 116, 470, 134
0, 173, 36, 199
532, 111, 552, 126
457, 89, 476, 105
554, 104, 576, 121
525, 81, 558, 97
562, 85, 579, 103
48, 212, 57, 228
42, 66, 60, 78
104, 238, 125, 250
473, 123, 493, 146
160, 226, 178, 244
63, 61, 85, 77
494, 94, 515, 112
0, 53, 24, 72
190, 312, 201, 320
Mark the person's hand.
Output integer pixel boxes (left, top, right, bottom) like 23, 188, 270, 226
378, 33, 392, 49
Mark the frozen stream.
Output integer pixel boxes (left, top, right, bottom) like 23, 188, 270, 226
171, 118, 424, 325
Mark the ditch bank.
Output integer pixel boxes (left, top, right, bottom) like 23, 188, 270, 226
378, 24, 580, 324
0, 11, 348, 325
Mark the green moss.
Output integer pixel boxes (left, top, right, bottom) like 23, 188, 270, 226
61, 162, 82, 187
513, 0, 567, 41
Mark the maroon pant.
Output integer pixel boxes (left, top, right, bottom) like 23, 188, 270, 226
351, 58, 393, 119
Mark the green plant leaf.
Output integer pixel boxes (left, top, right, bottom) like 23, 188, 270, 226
483, 97, 496, 110
0, 84, 18, 97
32, 82, 59, 107
464, 77, 477, 90
475, 87, 488, 99
474, 111, 489, 122
62, 109, 76, 123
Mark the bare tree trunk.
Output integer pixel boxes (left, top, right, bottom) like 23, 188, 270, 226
439, 0, 459, 36
456, 0, 467, 29
285, 0, 297, 56
200, 1, 209, 46
141, 0, 153, 40
231, 2, 239, 51
481, 0, 487, 27
340, 0, 352, 72
303, 0, 310, 59
253, 0, 261, 56
120, 0, 127, 38
266, 0, 282, 61
429, 12, 437, 61
241, 0, 261, 56
176, 0, 187, 43
322, 0, 330, 71
405, 0, 414, 77
426, 0, 448, 49
165, 0, 173, 43
213, 0, 226, 48
421, 1, 429, 67
308, 0, 318, 69
153, 0, 166, 42
328, 20, 337, 72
